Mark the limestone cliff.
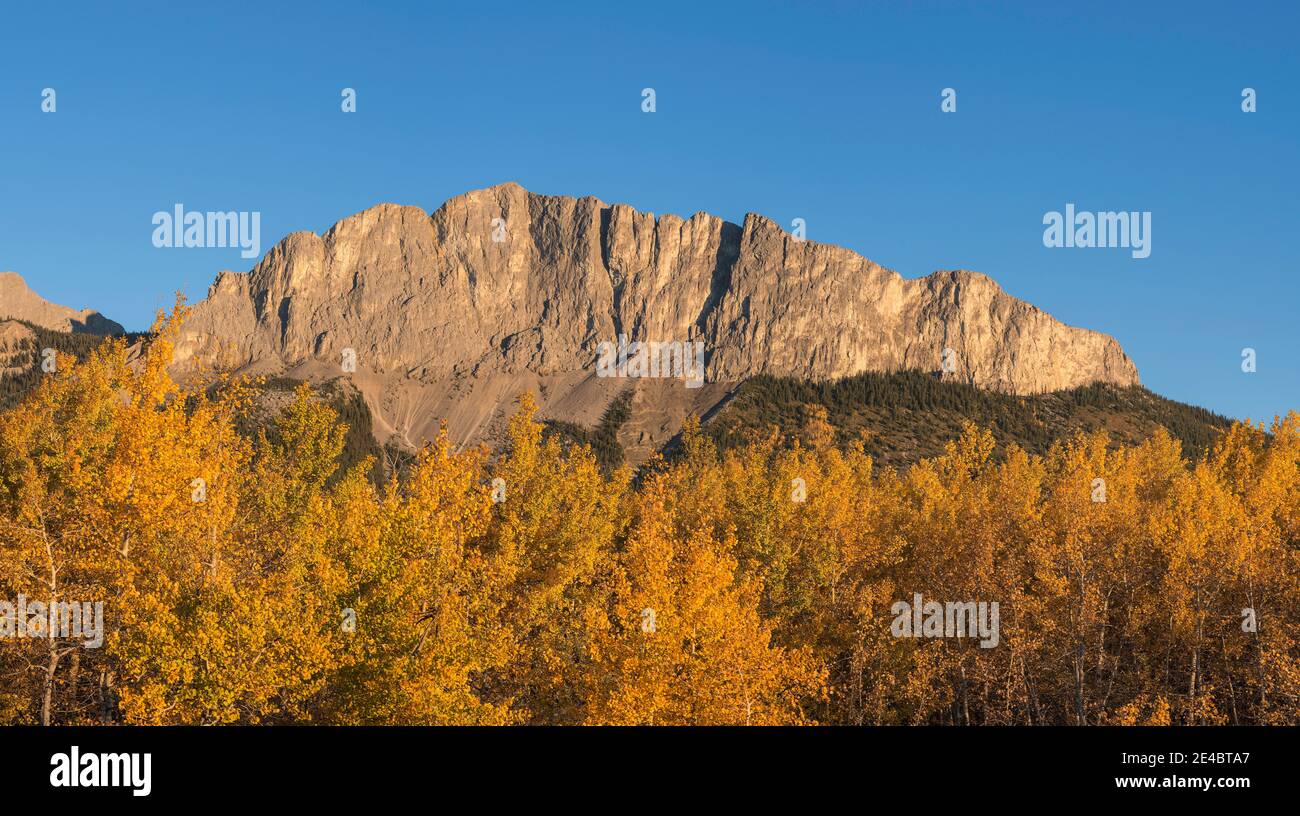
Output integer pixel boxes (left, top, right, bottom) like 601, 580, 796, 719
172, 183, 1139, 458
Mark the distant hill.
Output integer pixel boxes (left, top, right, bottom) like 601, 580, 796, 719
0, 271, 123, 334
700, 370, 1235, 468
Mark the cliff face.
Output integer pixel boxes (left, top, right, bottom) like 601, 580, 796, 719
176, 182, 1138, 388
0, 271, 124, 335
172, 183, 1139, 457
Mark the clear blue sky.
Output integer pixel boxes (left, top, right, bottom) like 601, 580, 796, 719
1, 1, 1296, 422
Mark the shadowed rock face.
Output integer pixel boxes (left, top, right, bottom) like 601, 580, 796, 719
0, 272, 124, 335
172, 182, 1139, 457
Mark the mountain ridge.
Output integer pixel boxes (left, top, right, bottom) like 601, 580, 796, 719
165, 182, 1140, 462
0, 271, 124, 335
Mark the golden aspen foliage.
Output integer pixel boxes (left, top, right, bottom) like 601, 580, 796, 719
2, 303, 1299, 725
483, 393, 626, 724
584, 479, 825, 725
316, 431, 517, 724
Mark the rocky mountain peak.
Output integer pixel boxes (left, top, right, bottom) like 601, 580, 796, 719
171, 184, 1139, 456
0, 271, 124, 335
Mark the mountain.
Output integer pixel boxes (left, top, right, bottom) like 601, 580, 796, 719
170, 183, 1140, 464
0, 271, 124, 334
702, 371, 1232, 470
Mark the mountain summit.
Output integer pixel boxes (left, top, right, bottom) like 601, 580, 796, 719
0, 271, 124, 335
172, 183, 1139, 458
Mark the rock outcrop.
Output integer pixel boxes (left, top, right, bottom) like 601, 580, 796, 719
0, 271, 124, 335
172, 183, 1139, 458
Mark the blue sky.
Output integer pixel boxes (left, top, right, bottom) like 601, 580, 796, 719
0, 1, 1295, 422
